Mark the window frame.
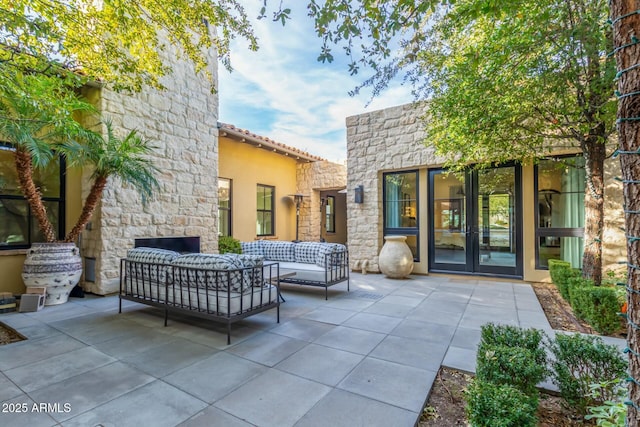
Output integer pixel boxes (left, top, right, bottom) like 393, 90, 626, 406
325, 195, 336, 233
0, 143, 66, 250
382, 169, 420, 261
534, 155, 585, 270
256, 184, 275, 237
218, 177, 232, 237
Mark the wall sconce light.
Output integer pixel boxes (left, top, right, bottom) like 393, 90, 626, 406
354, 185, 364, 204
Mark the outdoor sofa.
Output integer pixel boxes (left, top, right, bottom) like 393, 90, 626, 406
119, 247, 280, 344
241, 240, 349, 300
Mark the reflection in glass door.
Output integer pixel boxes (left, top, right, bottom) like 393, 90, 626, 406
429, 166, 522, 277
431, 171, 468, 270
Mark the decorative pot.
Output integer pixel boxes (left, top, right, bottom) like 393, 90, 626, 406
22, 243, 83, 306
378, 235, 414, 279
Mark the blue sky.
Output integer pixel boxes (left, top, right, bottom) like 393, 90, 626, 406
217, 7, 414, 162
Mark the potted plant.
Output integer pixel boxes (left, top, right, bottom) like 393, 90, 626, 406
0, 68, 158, 305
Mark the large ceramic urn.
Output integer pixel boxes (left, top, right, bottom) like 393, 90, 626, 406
378, 235, 414, 279
22, 242, 83, 306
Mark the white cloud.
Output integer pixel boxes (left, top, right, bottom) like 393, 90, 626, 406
218, 7, 414, 162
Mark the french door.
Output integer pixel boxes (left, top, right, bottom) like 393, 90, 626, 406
428, 165, 523, 277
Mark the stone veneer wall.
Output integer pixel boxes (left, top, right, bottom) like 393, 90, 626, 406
346, 103, 439, 272
296, 161, 347, 242
81, 48, 219, 295
346, 102, 626, 275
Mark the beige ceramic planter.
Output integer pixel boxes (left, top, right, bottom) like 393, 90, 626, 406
378, 235, 414, 279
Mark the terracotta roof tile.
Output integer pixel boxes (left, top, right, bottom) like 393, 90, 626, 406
218, 122, 326, 162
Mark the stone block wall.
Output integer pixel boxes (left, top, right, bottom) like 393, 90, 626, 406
81, 46, 219, 295
346, 103, 440, 272
346, 102, 627, 276
296, 160, 347, 242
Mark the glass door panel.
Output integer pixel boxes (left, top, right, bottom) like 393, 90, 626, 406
431, 171, 468, 269
475, 167, 517, 271
429, 165, 522, 277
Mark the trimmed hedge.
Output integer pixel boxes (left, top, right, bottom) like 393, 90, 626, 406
571, 286, 623, 335
479, 323, 546, 366
549, 333, 627, 417
466, 380, 538, 427
476, 344, 547, 395
548, 259, 580, 300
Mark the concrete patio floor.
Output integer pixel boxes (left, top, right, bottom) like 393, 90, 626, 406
0, 273, 622, 426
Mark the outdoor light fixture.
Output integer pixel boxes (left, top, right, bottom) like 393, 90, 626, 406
288, 193, 306, 242
354, 185, 364, 204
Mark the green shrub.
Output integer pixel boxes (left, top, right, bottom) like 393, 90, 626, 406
567, 277, 594, 317
585, 379, 626, 427
218, 236, 241, 254
548, 260, 581, 300
479, 324, 546, 366
465, 379, 538, 427
577, 287, 623, 335
476, 344, 548, 395
549, 333, 627, 417
548, 259, 571, 283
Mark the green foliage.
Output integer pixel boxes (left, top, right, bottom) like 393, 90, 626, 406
549, 333, 627, 417
0, 69, 159, 243
570, 286, 624, 335
479, 323, 546, 366
567, 276, 594, 308
476, 344, 547, 395
585, 380, 626, 427
548, 260, 581, 301
219, 236, 241, 254
0, 0, 260, 91
465, 379, 537, 427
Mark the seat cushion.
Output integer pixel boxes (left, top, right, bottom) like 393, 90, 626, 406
262, 241, 296, 262
171, 254, 245, 292
294, 242, 324, 264
241, 241, 264, 256
127, 247, 180, 264
315, 243, 347, 267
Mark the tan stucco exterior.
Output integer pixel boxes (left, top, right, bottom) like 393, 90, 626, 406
218, 135, 300, 242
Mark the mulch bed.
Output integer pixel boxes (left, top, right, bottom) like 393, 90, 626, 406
0, 321, 26, 345
419, 281, 615, 426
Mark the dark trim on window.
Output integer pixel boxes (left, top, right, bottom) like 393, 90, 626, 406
218, 177, 232, 237
326, 195, 335, 233
0, 142, 66, 249
383, 169, 420, 262
256, 184, 275, 237
533, 155, 585, 270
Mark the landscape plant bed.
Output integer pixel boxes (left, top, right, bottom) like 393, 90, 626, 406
419, 367, 593, 426
0, 321, 26, 345
420, 282, 621, 426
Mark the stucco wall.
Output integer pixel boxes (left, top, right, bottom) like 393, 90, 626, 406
81, 46, 219, 295
218, 136, 300, 242
346, 102, 626, 281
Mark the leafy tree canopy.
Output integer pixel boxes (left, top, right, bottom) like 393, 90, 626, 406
0, 0, 260, 91
294, 0, 617, 167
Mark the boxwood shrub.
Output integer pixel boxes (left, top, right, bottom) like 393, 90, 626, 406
548, 259, 581, 301
570, 286, 623, 335
465, 379, 538, 427
549, 333, 627, 416
476, 344, 548, 395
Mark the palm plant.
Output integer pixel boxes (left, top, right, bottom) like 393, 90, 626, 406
0, 68, 159, 244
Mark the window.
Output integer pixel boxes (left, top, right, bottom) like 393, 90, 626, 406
218, 178, 231, 237
256, 184, 274, 236
325, 196, 335, 233
0, 144, 65, 249
535, 156, 585, 269
383, 170, 419, 260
